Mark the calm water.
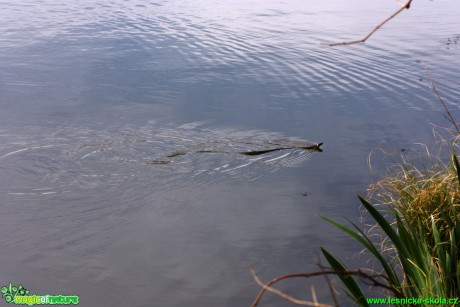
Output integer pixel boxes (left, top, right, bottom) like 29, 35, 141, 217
1, 0, 459, 306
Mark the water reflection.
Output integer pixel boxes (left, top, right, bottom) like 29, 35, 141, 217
0, 120, 321, 197
1, 0, 459, 306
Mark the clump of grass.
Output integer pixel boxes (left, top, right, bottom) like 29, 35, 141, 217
321, 150, 460, 304
367, 145, 460, 252
252, 145, 460, 306
252, 150, 460, 306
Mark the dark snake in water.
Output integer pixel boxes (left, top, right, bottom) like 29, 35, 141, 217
166, 142, 323, 158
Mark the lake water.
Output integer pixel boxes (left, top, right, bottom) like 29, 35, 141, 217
1, 0, 459, 306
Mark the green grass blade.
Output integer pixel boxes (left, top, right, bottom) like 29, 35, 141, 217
320, 216, 399, 284
348, 220, 401, 288
321, 247, 369, 307
431, 215, 448, 276
457, 261, 460, 295
358, 196, 409, 257
449, 203, 459, 226
453, 154, 460, 186
320, 216, 377, 251
395, 215, 431, 281
358, 197, 433, 289
432, 215, 443, 251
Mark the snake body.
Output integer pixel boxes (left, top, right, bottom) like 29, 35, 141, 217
166, 142, 323, 158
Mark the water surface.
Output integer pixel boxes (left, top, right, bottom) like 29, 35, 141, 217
1, 0, 459, 306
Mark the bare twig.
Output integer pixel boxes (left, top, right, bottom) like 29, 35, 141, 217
323, 0, 413, 46
310, 286, 319, 306
318, 255, 339, 307
251, 267, 405, 307
425, 70, 460, 134
250, 267, 333, 307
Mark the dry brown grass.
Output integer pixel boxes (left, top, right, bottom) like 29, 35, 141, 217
367, 142, 460, 250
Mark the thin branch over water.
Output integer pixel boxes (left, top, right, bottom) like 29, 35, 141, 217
250, 266, 404, 306
323, 0, 413, 46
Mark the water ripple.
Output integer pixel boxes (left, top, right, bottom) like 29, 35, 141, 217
0, 121, 321, 196
2, 0, 458, 111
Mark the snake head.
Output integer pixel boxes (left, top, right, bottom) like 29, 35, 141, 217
302, 142, 323, 152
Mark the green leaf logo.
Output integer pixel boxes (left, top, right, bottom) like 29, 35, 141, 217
1, 283, 30, 304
